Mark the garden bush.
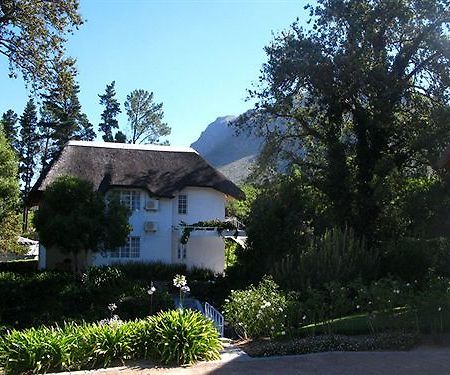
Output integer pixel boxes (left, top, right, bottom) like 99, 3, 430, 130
0, 259, 38, 273
0, 310, 221, 374
0, 269, 176, 329
82, 266, 126, 288
151, 309, 222, 364
272, 227, 379, 291
223, 276, 288, 339
381, 237, 450, 281
285, 276, 450, 335
114, 262, 188, 283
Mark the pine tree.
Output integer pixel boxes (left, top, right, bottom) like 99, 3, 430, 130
18, 99, 40, 230
124, 89, 170, 144
99, 81, 121, 142
39, 67, 96, 166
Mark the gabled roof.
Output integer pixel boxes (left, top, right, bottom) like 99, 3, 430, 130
29, 141, 244, 205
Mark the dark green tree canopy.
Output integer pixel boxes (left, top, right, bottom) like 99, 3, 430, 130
0, 109, 18, 151
124, 89, 171, 144
99, 81, 122, 142
40, 68, 95, 167
33, 176, 131, 270
18, 99, 39, 196
242, 0, 450, 239
0, 127, 20, 253
0, 0, 83, 90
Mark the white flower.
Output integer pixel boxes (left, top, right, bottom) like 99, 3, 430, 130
108, 303, 117, 312
181, 285, 190, 294
147, 286, 156, 295
173, 274, 187, 288
438, 307, 442, 312
281, 331, 286, 335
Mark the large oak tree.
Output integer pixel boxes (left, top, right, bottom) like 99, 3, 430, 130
243, 0, 450, 239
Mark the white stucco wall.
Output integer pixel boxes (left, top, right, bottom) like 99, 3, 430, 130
89, 186, 226, 272
92, 189, 174, 266
171, 187, 226, 273
173, 187, 225, 225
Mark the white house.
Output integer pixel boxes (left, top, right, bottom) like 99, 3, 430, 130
28, 141, 243, 273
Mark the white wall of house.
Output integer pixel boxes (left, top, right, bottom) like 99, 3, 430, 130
88, 186, 227, 273
173, 187, 225, 224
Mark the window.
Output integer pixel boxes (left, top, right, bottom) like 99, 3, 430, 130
111, 236, 140, 258
178, 194, 187, 214
119, 190, 140, 211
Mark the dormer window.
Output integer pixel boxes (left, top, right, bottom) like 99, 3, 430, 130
119, 190, 141, 211
178, 194, 187, 214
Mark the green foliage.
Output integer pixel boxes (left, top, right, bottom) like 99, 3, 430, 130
0, 110, 18, 151
224, 239, 238, 269
18, 99, 39, 196
0, 312, 221, 374
179, 219, 237, 245
285, 276, 450, 336
241, 333, 418, 358
0, 259, 37, 273
223, 277, 288, 339
33, 176, 130, 272
82, 266, 126, 289
380, 237, 450, 281
273, 227, 379, 291
98, 81, 122, 142
240, 171, 328, 281
0, 0, 83, 90
124, 89, 171, 145
40, 73, 95, 166
242, 0, 450, 240
0, 128, 20, 253
226, 184, 260, 224
151, 309, 222, 365
112, 262, 188, 283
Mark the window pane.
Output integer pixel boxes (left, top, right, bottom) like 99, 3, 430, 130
178, 194, 187, 214
130, 237, 140, 258
119, 190, 140, 211
131, 191, 140, 210
111, 236, 140, 258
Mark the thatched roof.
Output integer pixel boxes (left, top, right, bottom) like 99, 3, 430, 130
29, 141, 244, 205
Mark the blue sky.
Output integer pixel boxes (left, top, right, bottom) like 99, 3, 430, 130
0, 0, 309, 147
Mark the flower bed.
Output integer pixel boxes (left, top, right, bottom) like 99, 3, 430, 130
237, 333, 418, 357
0, 310, 222, 374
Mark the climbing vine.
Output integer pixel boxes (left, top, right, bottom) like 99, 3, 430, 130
179, 220, 238, 244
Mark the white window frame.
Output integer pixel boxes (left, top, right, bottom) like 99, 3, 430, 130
178, 194, 187, 215
119, 190, 141, 211
111, 236, 140, 259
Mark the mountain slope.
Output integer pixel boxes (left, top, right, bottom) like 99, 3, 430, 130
191, 116, 263, 183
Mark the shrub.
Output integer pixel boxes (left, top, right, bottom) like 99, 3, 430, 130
381, 237, 450, 281
82, 266, 126, 288
0, 259, 38, 274
115, 262, 187, 283
223, 276, 287, 339
0, 311, 221, 374
117, 288, 174, 320
150, 309, 222, 365
272, 226, 379, 291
